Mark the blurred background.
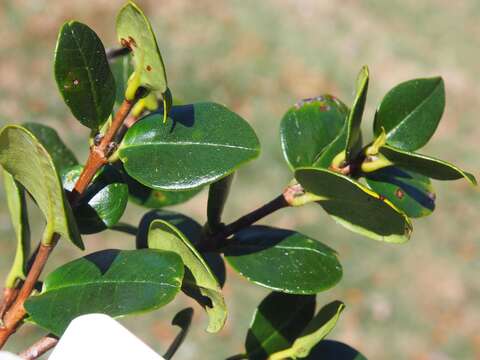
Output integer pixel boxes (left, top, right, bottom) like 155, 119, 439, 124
0, 0, 479, 359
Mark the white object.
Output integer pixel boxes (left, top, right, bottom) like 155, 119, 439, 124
0, 351, 22, 360
49, 314, 165, 360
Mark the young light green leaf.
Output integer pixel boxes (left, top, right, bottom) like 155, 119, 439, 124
374, 77, 445, 151
280, 95, 348, 170
54, 21, 115, 130
270, 301, 345, 360
119, 103, 260, 190
25, 249, 184, 336
0, 125, 83, 249
63, 165, 129, 234
365, 167, 435, 218
116, 1, 168, 93
345, 66, 369, 162
246, 292, 316, 360
147, 220, 227, 333
224, 226, 342, 294
23, 123, 78, 176
295, 167, 412, 243
380, 145, 476, 185
207, 174, 234, 231
2, 171, 30, 288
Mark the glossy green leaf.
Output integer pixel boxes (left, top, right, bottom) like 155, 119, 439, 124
207, 174, 234, 231
25, 249, 183, 336
3, 171, 30, 288
136, 209, 226, 287
63, 165, 129, 234
365, 167, 435, 218
54, 21, 115, 130
116, 1, 168, 93
280, 95, 348, 169
270, 301, 345, 360
305, 340, 367, 360
0, 125, 83, 249
295, 167, 412, 243
224, 226, 342, 294
374, 77, 445, 151
119, 103, 260, 190
380, 145, 476, 184
148, 220, 226, 333
111, 55, 134, 109
345, 66, 369, 161
246, 292, 316, 360
23, 123, 78, 176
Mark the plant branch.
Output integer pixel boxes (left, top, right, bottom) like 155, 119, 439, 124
18, 334, 58, 360
71, 98, 137, 203
0, 95, 139, 348
0, 238, 58, 348
202, 184, 304, 251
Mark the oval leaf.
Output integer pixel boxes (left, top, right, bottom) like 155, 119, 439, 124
374, 77, 445, 151
246, 292, 316, 360
147, 220, 227, 333
63, 165, 129, 234
25, 249, 184, 336
3, 171, 31, 288
295, 167, 412, 243
224, 226, 342, 294
365, 167, 435, 218
0, 125, 83, 249
345, 66, 369, 161
270, 301, 345, 360
280, 95, 348, 169
23, 123, 78, 176
380, 145, 476, 185
119, 103, 260, 190
54, 21, 115, 130
116, 2, 168, 92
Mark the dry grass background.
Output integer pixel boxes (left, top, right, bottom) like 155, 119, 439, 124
0, 1, 479, 359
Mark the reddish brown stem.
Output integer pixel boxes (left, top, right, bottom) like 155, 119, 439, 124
0, 239, 58, 347
0, 288, 19, 326
70, 99, 135, 203
19, 334, 58, 360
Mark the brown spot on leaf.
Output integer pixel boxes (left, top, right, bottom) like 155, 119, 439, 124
120, 36, 137, 50
379, 195, 386, 201
128, 36, 137, 48
146, 65, 152, 71
395, 189, 405, 199
319, 103, 331, 112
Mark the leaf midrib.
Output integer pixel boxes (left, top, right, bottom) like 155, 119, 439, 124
122, 141, 258, 152
45, 279, 178, 292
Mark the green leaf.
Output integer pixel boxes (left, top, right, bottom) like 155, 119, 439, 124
2, 171, 30, 288
147, 220, 227, 333
365, 167, 435, 218
295, 167, 412, 243
23, 123, 78, 176
224, 226, 342, 294
116, 1, 168, 93
54, 21, 115, 130
207, 174, 234, 231
380, 145, 476, 185
0, 125, 83, 249
119, 103, 260, 190
305, 340, 367, 360
246, 292, 316, 360
25, 249, 184, 336
374, 77, 445, 151
270, 301, 345, 360
280, 95, 348, 169
345, 66, 369, 162
111, 55, 134, 109
63, 165, 129, 234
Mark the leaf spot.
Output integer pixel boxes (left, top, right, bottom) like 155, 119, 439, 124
146, 65, 152, 71
395, 189, 405, 199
